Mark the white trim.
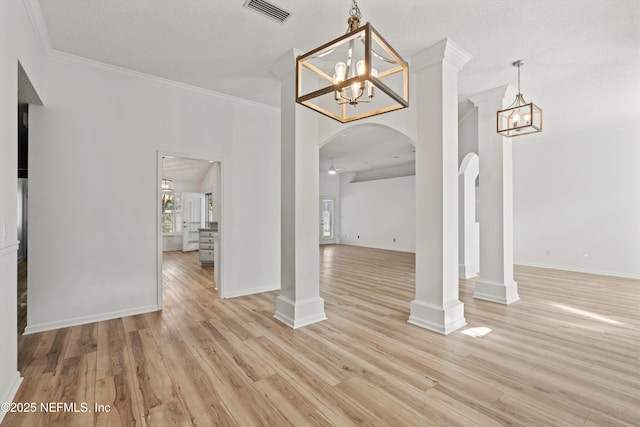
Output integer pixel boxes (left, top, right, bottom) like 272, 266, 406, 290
22, 0, 53, 55
408, 300, 467, 335
222, 284, 280, 299
0, 241, 20, 258
340, 242, 415, 254
458, 105, 476, 125
0, 372, 23, 424
23, 305, 160, 335
47, 50, 279, 113
515, 262, 640, 280
274, 295, 327, 329
458, 264, 478, 279
411, 38, 472, 72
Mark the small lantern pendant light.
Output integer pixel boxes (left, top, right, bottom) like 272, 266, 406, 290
296, 0, 409, 123
497, 60, 543, 137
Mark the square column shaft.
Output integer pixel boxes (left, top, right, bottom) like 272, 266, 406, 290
409, 39, 472, 335
469, 85, 520, 304
271, 50, 326, 328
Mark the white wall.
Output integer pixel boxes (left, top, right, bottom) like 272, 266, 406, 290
319, 171, 340, 244
25, 50, 280, 332
458, 105, 478, 163
0, 0, 46, 420
340, 174, 416, 252
513, 124, 640, 278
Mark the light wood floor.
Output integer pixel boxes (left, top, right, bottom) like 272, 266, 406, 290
3, 245, 639, 426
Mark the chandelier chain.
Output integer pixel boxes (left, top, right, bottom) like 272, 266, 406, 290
349, 0, 362, 21
517, 62, 521, 94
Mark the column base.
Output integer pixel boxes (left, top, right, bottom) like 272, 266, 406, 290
474, 279, 519, 304
459, 263, 479, 279
408, 299, 466, 335
274, 295, 326, 329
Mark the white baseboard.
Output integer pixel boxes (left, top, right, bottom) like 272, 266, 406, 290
23, 304, 161, 335
339, 242, 416, 253
458, 263, 478, 279
514, 261, 640, 280
222, 284, 280, 299
0, 372, 22, 424
274, 295, 326, 329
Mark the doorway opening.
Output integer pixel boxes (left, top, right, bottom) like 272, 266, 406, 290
157, 153, 222, 308
17, 61, 44, 338
320, 198, 335, 244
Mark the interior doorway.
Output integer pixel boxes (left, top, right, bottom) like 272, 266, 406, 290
17, 61, 43, 337
157, 153, 222, 307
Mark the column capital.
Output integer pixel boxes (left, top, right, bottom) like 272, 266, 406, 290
269, 48, 302, 80
411, 39, 472, 72
468, 84, 517, 108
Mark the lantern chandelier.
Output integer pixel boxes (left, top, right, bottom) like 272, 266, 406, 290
161, 179, 174, 193
296, 0, 409, 123
497, 60, 543, 137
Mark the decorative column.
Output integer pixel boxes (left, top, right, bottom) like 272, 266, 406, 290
469, 85, 520, 304
409, 39, 472, 335
270, 49, 327, 328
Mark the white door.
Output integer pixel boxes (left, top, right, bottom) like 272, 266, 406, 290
182, 192, 205, 252
320, 198, 335, 243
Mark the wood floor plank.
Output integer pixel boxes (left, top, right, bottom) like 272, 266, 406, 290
6, 246, 639, 426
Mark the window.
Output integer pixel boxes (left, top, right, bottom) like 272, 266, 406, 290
162, 192, 182, 234
321, 198, 334, 240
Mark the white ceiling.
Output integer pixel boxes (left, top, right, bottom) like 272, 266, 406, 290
162, 157, 214, 184
320, 124, 415, 174
37, 0, 640, 172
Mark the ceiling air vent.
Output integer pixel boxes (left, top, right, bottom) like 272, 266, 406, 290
243, 0, 291, 24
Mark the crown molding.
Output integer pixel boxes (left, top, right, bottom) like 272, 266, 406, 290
468, 84, 517, 108
22, 0, 278, 113
22, 0, 52, 55
411, 38, 472, 72
270, 48, 302, 80
47, 50, 280, 113
458, 105, 476, 124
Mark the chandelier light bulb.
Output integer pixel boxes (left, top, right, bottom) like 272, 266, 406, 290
368, 68, 378, 98
334, 62, 347, 82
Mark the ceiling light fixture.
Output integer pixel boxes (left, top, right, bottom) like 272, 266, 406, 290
296, 0, 409, 123
161, 179, 174, 193
328, 158, 338, 175
497, 60, 543, 137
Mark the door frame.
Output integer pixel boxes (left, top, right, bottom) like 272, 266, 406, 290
157, 150, 224, 308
